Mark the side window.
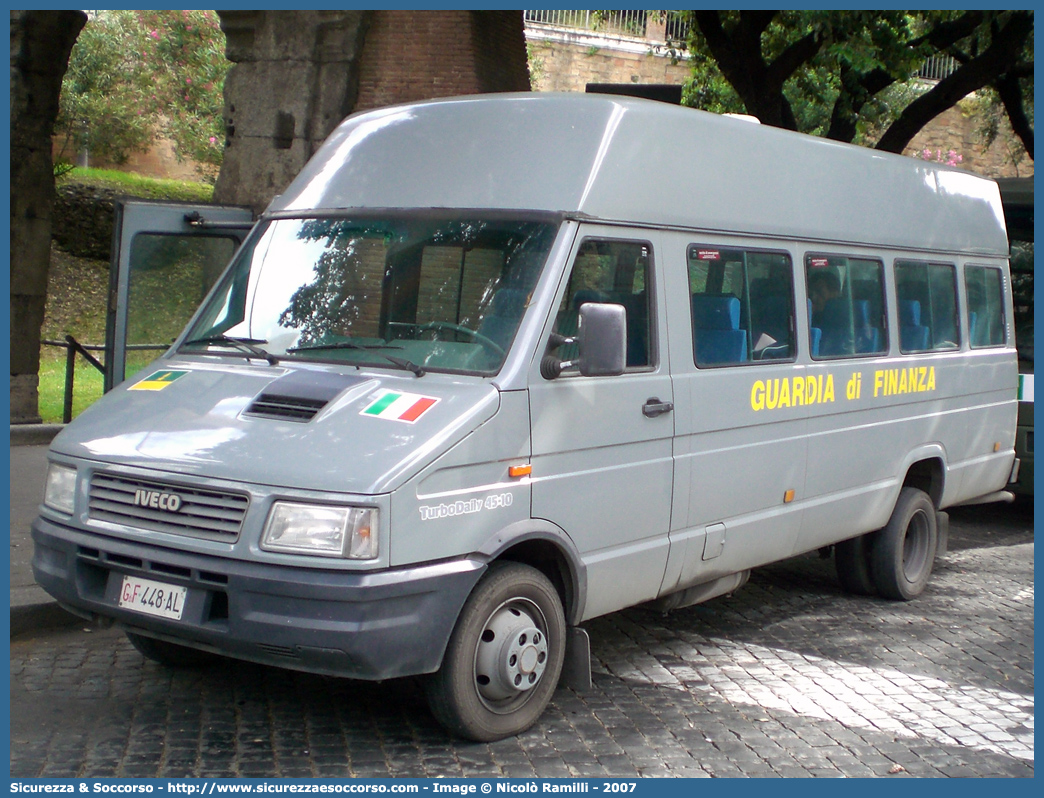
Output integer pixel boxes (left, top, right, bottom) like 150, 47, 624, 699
688, 245, 794, 366
965, 265, 1007, 348
805, 254, 887, 358
895, 261, 960, 353
553, 239, 652, 370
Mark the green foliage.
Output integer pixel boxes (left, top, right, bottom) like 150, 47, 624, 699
57, 11, 157, 166
56, 10, 229, 181
680, 11, 924, 139
137, 10, 229, 174
678, 10, 1034, 151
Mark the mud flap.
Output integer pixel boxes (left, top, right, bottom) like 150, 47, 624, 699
560, 626, 592, 691
936, 510, 949, 557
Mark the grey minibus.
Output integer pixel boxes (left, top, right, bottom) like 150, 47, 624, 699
32, 93, 1018, 741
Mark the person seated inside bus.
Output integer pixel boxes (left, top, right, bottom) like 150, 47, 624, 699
808, 269, 842, 326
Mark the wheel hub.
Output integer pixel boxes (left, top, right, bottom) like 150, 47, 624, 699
475, 603, 548, 704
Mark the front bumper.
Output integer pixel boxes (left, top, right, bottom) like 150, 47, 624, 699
32, 516, 485, 680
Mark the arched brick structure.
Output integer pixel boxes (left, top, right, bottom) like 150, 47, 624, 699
214, 10, 530, 212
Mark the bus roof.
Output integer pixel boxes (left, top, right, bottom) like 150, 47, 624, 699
269, 92, 1009, 257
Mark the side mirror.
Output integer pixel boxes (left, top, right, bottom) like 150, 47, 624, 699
541, 302, 627, 379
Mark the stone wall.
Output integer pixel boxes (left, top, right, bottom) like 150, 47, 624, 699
526, 31, 1032, 179
50, 183, 119, 261
212, 10, 372, 213
904, 98, 1032, 179
213, 10, 531, 213
527, 31, 689, 92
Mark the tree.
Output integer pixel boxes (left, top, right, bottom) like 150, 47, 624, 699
678, 10, 1034, 156
55, 10, 229, 177
54, 11, 155, 166
10, 10, 87, 423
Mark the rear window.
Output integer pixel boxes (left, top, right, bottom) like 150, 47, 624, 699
895, 260, 960, 353
965, 265, 1007, 348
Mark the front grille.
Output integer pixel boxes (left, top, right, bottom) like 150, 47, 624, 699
88, 473, 249, 542
243, 393, 327, 422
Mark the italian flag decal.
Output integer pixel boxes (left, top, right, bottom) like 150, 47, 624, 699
361, 390, 439, 423
129, 370, 189, 391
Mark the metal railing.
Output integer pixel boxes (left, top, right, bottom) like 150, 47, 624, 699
526, 13, 959, 77
525, 10, 654, 39
43, 336, 166, 423
915, 54, 959, 82
663, 13, 690, 42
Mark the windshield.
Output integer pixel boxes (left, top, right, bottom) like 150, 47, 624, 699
182, 214, 558, 375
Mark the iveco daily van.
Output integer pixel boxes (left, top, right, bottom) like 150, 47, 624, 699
33, 93, 1019, 741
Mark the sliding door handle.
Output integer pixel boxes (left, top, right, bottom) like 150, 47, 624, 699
642, 398, 674, 418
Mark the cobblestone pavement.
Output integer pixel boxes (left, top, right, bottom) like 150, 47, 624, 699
10, 503, 1033, 778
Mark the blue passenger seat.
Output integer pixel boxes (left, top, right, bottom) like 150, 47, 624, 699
808, 299, 822, 357
899, 300, 931, 352
692, 294, 747, 365
853, 299, 882, 353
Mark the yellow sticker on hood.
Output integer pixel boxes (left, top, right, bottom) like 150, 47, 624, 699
129, 370, 189, 391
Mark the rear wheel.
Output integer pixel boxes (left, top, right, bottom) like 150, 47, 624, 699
126, 631, 218, 667
871, 487, 938, 600
835, 532, 877, 596
426, 562, 566, 741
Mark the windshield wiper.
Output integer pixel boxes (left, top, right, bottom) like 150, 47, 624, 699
288, 342, 425, 377
182, 335, 280, 366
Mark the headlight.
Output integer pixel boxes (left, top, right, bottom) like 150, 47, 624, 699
43, 463, 77, 515
261, 502, 378, 559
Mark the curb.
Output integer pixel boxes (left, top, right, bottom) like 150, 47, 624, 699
10, 424, 64, 446
10, 602, 82, 639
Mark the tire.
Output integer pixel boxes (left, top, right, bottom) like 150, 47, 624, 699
426, 562, 566, 742
835, 532, 877, 596
126, 631, 218, 667
870, 487, 938, 601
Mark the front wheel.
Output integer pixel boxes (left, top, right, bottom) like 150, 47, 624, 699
426, 562, 566, 741
871, 487, 938, 601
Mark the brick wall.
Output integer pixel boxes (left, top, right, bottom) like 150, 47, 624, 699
417, 248, 502, 328
355, 10, 530, 112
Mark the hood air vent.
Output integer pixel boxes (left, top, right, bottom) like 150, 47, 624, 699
243, 371, 368, 423
245, 394, 327, 422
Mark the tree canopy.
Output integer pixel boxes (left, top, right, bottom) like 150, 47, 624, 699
55, 10, 229, 179
676, 10, 1033, 164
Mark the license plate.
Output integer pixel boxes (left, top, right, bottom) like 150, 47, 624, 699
118, 575, 187, 620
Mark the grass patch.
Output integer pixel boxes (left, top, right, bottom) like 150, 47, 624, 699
56, 167, 214, 203
39, 351, 105, 423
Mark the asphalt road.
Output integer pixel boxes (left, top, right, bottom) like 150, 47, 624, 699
9, 500, 1033, 778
